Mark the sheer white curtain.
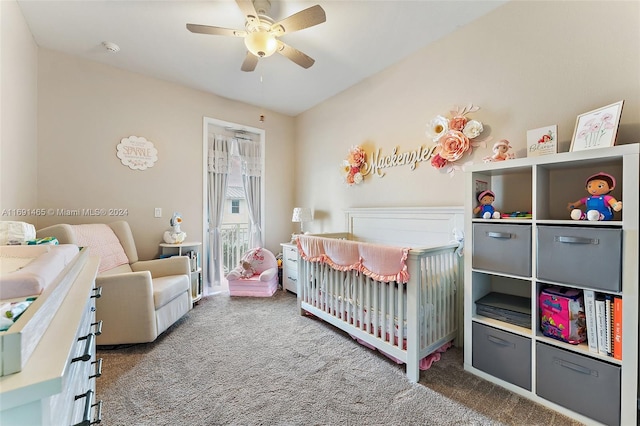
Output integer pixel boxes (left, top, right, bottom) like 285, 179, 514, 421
207, 135, 231, 288
236, 138, 263, 248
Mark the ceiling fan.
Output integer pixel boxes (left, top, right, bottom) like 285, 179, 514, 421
187, 0, 326, 72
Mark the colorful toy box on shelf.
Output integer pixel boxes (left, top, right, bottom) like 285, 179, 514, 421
539, 286, 586, 344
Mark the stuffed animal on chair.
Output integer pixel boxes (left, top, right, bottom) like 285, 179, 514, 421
226, 247, 277, 281
226, 247, 279, 297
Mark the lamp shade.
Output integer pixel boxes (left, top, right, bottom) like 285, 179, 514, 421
291, 207, 313, 223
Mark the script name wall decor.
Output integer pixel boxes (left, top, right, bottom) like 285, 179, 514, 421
116, 136, 158, 170
364, 145, 438, 177
342, 104, 489, 185
342, 144, 439, 185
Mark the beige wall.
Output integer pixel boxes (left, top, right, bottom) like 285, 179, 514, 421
35, 50, 295, 260
0, 0, 38, 216
3, 0, 639, 258
295, 1, 640, 233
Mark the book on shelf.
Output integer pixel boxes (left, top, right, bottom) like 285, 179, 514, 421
595, 296, 608, 357
613, 296, 622, 360
605, 295, 613, 356
583, 290, 598, 354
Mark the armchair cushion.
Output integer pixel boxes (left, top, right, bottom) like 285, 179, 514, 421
152, 275, 190, 308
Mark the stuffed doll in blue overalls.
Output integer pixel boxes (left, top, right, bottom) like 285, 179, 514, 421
474, 190, 501, 219
567, 172, 622, 221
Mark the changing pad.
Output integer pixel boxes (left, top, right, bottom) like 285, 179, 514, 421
0, 244, 79, 299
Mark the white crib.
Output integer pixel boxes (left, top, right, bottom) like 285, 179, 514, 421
296, 207, 464, 382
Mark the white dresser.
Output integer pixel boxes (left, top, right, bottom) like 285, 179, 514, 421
280, 243, 298, 294
0, 254, 102, 425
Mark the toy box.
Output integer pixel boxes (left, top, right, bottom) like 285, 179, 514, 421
539, 286, 586, 344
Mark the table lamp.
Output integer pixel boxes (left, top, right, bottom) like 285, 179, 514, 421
291, 207, 313, 234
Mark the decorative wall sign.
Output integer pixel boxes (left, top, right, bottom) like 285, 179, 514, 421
341, 103, 490, 185
527, 125, 558, 157
116, 136, 158, 170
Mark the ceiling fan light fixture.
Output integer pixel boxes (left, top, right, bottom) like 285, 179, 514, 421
244, 31, 277, 58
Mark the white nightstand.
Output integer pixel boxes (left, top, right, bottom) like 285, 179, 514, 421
280, 242, 298, 294
159, 242, 203, 305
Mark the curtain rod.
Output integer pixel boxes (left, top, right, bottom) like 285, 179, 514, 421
223, 126, 261, 136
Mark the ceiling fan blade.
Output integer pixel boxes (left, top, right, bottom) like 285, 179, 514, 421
276, 41, 315, 69
187, 23, 246, 37
241, 52, 259, 72
270, 5, 326, 36
235, 0, 260, 28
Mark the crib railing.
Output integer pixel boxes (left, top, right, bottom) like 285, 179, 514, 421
298, 243, 460, 382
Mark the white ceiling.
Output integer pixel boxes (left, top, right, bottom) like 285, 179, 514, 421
17, 0, 506, 116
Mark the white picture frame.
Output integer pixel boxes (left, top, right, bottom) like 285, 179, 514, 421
527, 125, 558, 157
570, 100, 624, 152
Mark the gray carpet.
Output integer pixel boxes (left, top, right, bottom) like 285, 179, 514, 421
97, 290, 582, 425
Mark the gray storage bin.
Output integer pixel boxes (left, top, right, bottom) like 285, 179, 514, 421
536, 342, 620, 425
472, 224, 532, 277
472, 322, 531, 390
537, 226, 622, 292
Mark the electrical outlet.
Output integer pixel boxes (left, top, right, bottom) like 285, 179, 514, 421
154, 208, 162, 218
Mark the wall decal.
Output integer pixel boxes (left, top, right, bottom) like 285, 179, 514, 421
117, 136, 158, 170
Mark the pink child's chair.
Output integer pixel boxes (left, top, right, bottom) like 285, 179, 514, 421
226, 247, 279, 297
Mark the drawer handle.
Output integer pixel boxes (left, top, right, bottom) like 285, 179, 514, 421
486, 335, 515, 348
91, 287, 102, 299
486, 232, 512, 239
290, 258, 298, 263
72, 333, 95, 363
90, 358, 103, 379
92, 320, 103, 336
73, 390, 102, 426
288, 276, 297, 282
553, 357, 598, 377
554, 236, 599, 245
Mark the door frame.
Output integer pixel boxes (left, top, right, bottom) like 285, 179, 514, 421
202, 117, 266, 292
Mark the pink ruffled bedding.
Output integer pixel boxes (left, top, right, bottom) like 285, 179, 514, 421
351, 336, 452, 370
297, 235, 410, 283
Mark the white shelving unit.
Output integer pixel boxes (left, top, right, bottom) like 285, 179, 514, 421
159, 242, 203, 305
463, 144, 639, 425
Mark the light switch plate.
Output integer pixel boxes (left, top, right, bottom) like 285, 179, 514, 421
154, 208, 162, 218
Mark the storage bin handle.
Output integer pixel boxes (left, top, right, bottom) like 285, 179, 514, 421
553, 357, 598, 377
554, 236, 599, 245
487, 335, 515, 348
486, 232, 512, 239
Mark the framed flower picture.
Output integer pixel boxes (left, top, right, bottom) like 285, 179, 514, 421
570, 100, 624, 152
527, 125, 557, 157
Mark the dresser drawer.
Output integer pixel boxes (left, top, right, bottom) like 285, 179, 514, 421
536, 342, 620, 425
282, 244, 298, 294
472, 322, 531, 390
537, 226, 621, 291
472, 224, 532, 277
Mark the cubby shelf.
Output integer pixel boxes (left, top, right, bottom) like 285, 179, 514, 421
463, 144, 639, 426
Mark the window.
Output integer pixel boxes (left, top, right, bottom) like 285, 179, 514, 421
231, 200, 240, 214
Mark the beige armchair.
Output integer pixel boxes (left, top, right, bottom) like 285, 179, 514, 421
36, 221, 191, 345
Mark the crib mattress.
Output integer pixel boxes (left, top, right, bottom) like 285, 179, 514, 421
0, 244, 80, 300
228, 276, 278, 297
